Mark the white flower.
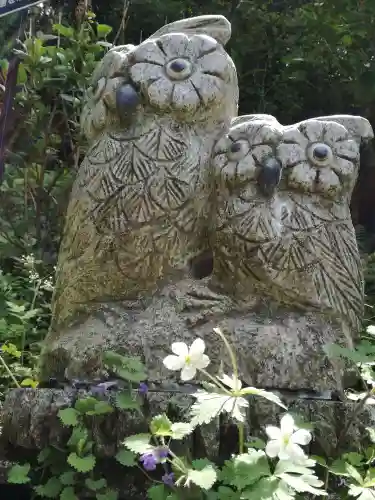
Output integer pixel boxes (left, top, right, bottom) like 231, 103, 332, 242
367, 325, 375, 336
163, 338, 210, 381
265, 414, 312, 462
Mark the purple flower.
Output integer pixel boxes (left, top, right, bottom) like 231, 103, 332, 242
138, 382, 148, 395
157, 447, 169, 460
162, 472, 174, 486
140, 453, 157, 471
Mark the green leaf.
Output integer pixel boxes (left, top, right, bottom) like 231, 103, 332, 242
60, 487, 78, 500
192, 459, 216, 471
241, 476, 280, 500
96, 490, 119, 500
103, 352, 146, 383
346, 463, 364, 485
67, 453, 96, 473
147, 485, 169, 500
115, 448, 137, 467
97, 24, 113, 38
150, 414, 172, 436
85, 478, 107, 491
240, 387, 287, 409
343, 452, 365, 467
123, 433, 153, 454
171, 422, 194, 439
216, 486, 241, 500
187, 465, 217, 490
67, 426, 88, 448
38, 447, 52, 464
8, 463, 31, 484
52, 24, 75, 38
329, 459, 351, 476
220, 450, 271, 490
245, 438, 266, 450
74, 397, 98, 414
59, 471, 76, 486
58, 408, 79, 427
87, 401, 114, 416
35, 477, 62, 498
115, 392, 141, 411
311, 455, 327, 467
278, 474, 327, 496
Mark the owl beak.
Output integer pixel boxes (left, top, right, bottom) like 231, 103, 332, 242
115, 83, 141, 116
257, 157, 282, 197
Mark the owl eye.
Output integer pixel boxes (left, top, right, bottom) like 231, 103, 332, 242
227, 139, 250, 161
165, 58, 193, 81
307, 142, 333, 166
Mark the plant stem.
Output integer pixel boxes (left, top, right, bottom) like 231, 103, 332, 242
0, 353, 20, 388
238, 422, 245, 454
199, 368, 231, 394
213, 327, 238, 380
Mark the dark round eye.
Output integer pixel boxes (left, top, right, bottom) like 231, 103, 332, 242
308, 142, 333, 166
116, 84, 140, 114
165, 58, 193, 80
227, 139, 250, 161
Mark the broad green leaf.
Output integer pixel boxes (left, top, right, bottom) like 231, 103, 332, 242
346, 463, 364, 485
190, 390, 248, 426
241, 476, 280, 500
216, 486, 241, 500
97, 24, 113, 38
115, 448, 137, 467
52, 24, 74, 38
147, 485, 169, 500
59, 471, 76, 486
123, 433, 153, 454
329, 459, 351, 476
35, 477, 62, 498
75, 397, 98, 414
115, 392, 141, 411
220, 450, 271, 490
8, 463, 31, 484
245, 438, 266, 450
344, 452, 365, 467
86, 401, 114, 416
187, 465, 217, 490
103, 352, 146, 382
85, 478, 107, 491
171, 422, 194, 439
150, 414, 172, 436
38, 447, 52, 464
58, 408, 79, 427
67, 426, 88, 448
67, 453, 96, 473
60, 487, 78, 500
240, 387, 287, 409
192, 459, 216, 471
278, 473, 327, 496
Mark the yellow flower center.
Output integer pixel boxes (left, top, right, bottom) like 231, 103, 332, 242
283, 435, 290, 446
185, 355, 191, 365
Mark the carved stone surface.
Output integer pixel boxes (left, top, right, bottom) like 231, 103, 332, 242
2, 17, 375, 491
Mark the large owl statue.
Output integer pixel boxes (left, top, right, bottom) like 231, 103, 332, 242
38, 15, 238, 380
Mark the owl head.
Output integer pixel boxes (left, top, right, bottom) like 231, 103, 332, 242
81, 15, 238, 141
276, 115, 373, 201
212, 114, 283, 199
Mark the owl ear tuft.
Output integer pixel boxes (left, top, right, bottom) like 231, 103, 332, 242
315, 115, 374, 144
231, 114, 280, 127
148, 15, 231, 46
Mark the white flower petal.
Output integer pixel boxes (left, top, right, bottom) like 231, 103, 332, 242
130, 62, 163, 85
367, 325, 375, 335
265, 440, 280, 458
171, 342, 189, 357
194, 354, 210, 370
280, 414, 295, 436
147, 78, 174, 109
163, 354, 185, 371
291, 429, 312, 446
132, 40, 166, 65
266, 425, 282, 440
285, 442, 307, 461
181, 365, 197, 381
171, 81, 200, 111
189, 338, 206, 360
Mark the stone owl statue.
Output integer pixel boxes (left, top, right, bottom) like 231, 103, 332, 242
39, 15, 238, 381
211, 114, 373, 334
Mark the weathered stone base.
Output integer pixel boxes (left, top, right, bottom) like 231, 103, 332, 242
1, 388, 374, 498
